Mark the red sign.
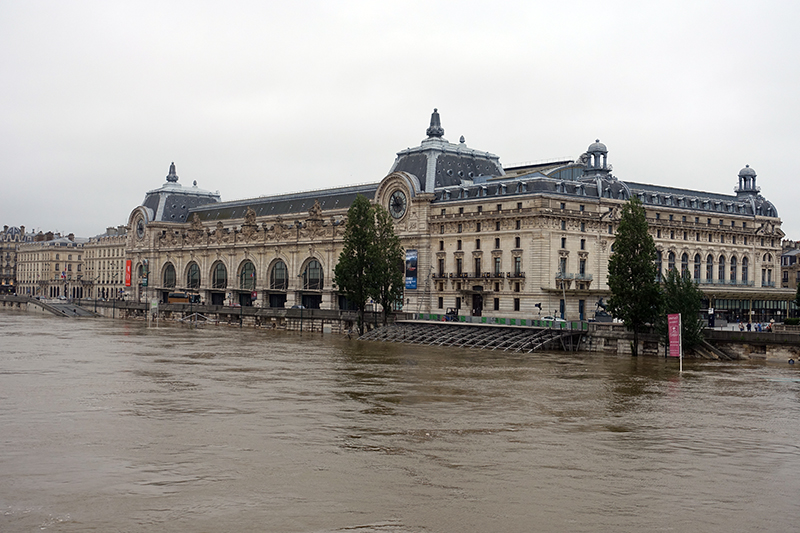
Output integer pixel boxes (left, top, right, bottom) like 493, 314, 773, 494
125, 260, 132, 287
668, 313, 681, 357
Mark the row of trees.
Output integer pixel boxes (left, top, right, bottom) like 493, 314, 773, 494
333, 195, 405, 335
608, 197, 704, 356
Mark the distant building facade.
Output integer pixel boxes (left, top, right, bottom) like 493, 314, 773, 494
17, 233, 87, 298
84, 227, 129, 300
1, 225, 35, 294
781, 240, 800, 291
124, 110, 795, 322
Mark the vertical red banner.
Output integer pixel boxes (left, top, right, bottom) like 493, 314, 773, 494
667, 313, 681, 357
125, 260, 132, 287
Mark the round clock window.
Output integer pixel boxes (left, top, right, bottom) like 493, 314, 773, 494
389, 190, 407, 219
136, 219, 145, 239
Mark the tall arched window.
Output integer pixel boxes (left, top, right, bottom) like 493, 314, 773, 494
718, 256, 726, 282
681, 253, 689, 277
694, 254, 701, 281
303, 259, 323, 290
212, 262, 227, 289
655, 251, 662, 282
742, 257, 749, 283
240, 261, 256, 290
271, 260, 287, 290
187, 262, 200, 289
707, 254, 714, 281
667, 252, 676, 272
730, 256, 737, 285
163, 263, 176, 288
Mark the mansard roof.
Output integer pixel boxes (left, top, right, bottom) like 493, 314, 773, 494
189, 183, 379, 222
141, 163, 221, 223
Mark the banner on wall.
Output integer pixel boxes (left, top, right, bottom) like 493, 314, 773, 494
125, 260, 132, 287
405, 250, 418, 290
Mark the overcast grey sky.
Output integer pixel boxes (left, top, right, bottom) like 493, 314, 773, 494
2, 0, 799, 238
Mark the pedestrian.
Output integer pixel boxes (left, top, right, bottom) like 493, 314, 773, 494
739, 322, 744, 332
746, 322, 751, 331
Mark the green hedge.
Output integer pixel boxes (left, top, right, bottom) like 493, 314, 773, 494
784, 318, 800, 326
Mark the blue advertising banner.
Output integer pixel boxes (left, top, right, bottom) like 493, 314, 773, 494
405, 250, 418, 290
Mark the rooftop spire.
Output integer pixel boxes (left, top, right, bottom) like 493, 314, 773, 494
426, 108, 444, 138
166, 162, 179, 183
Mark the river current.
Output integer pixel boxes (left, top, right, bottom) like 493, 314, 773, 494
1, 310, 799, 532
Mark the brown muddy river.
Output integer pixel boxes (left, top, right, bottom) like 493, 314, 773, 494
1, 310, 799, 532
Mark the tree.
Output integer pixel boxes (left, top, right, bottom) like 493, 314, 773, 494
371, 205, 405, 326
659, 268, 704, 351
333, 195, 376, 335
795, 284, 800, 318
607, 196, 662, 356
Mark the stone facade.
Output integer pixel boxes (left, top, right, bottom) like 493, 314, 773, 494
124, 111, 795, 323
83, 227, 129, 300
17, 233, 87, 298
0, 225, 35, 294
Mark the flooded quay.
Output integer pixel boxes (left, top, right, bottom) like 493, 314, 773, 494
2, 310, 799, 532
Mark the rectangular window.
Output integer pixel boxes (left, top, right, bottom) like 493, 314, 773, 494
495, 238, 500, 249
561, 220, 566, 230
476, 222, 481, 232
516, 220, 521, 230
456, 297, 461, 310
476, 238, 481, 250
608, 224, 613, 234
494, 298, 499, 311
514, 298, 520, 311
457, 239, 462, 250
656, 213, 661, 220
696, 232, 700, 241
579, 205, 584, 212
580, 238, 585, 250
438, 297, 443, 309
669, 214, 673, 221
459, 207, 464, 214
682, 216, 686, 222
497, 204, 502, 211
457, 224, 462, 233
743, 222, 747, 229
560, 202, 565, 210
657, 229, 662, 238
514, 282, 520, 292
561, 237, 566, 249
439, 240, 444, 250
456, 258, 463, 276
515, 236, 521, 248
708, 234, 713, 242
477, 206, 482, 213
441, 209, 446, 216
514, 256, 522, 276
517, 202, 522, 210
440, 224, 444, 234
560, 257, 567, 274
731, 221, 735, 227
683, 231, 687, 240
579, 258, 586, 275
438, 258, 445, 276
580, 222, 585, 232
495, 221, 501, 231
474, 257, 481, 277
494, 257, 501, 276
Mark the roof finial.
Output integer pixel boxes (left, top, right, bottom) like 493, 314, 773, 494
426, 108, 444, 138
166, 162, 179, 183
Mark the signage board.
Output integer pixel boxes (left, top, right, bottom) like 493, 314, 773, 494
405, 249, 418, 290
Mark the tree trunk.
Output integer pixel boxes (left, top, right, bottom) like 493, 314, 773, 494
632, 327, 639, 357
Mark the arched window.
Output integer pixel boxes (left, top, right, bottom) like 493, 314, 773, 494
742, 257, 749, 283
212, 262, 227, 289
187, 262, 200, 289
681, 253, 689, 277
271, 260, 287, 290
655, 251, 662, 281
694, 254, 701, 281
303, 259, 323, 290
718, 255, 725, 282
667, 252, 676, 272
240, 261, 256, 290
706, 254, 714, 281
163, 263, 176, 288
730, 256, 737, 285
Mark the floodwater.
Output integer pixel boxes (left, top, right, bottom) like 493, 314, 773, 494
1, 311, 800, 533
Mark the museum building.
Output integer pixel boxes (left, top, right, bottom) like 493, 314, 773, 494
125, 110, 794, 322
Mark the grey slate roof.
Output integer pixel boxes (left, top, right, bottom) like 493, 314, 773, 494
189, 183, 380, 222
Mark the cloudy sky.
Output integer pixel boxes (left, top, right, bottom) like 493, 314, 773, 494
2, 0, 799, 238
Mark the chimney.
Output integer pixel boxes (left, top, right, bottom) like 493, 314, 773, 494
68, 233, 75, 241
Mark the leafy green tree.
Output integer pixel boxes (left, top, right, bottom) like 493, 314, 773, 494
607, 197, 662, 356
371, 205, 405, 326
334, 195, 376, 334
659, 268, 704, 350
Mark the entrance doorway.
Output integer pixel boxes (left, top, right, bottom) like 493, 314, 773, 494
472, 288, 483, 317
